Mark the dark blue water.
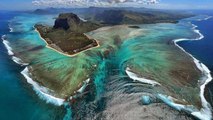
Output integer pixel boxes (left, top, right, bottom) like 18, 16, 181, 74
179, 16, 213, 71
178, 10, 213, 105
0, 11, 66, 120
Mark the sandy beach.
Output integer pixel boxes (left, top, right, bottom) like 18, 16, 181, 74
35, 28, 100, 57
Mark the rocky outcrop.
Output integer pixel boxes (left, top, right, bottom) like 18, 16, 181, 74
53, 13, 101, 33
53, 13, 81, 30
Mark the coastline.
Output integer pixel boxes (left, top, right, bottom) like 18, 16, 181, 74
8, 24, 14, 32
172, 16, 213, 120
2, 35, 28, 66
125, 67, 161, 86
2, 14, 212, 119
122, 16, 213, 120
34, 27, 100, 57
1, 26, 98, 107
21, 67, 65, 106
1, 31, 66, 106
2, 35, 14, 56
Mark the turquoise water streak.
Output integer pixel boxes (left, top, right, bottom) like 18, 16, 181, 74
0, 12, 66, 120
1, 11, 211, 119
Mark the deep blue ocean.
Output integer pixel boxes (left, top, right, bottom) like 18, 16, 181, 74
0, 11, 66, 120
0, 10, 213, 120
178, 11, 213, 72
178, 10, 213, 104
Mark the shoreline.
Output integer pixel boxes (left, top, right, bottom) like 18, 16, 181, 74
8, 23, 14, 33
1, 26, 99, 107
3, 15, 212, 119
2, 35, 14, 56
34, 27, 100, 57
123, 16, 213, 120
172, 16, 212, 120
1, 34, 66, 106
125, 67, 161, 86
1, 26, 99, 106
21, 67, 65, 106
12, 56, 29, 66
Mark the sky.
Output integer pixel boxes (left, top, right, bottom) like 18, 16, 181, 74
0, 0, 213, 10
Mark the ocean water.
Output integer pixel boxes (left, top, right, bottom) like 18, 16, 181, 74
0, 10, 213, 120
0, 11, 66, 120
178, 10, 213, 105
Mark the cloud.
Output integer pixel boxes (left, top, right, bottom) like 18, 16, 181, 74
32, 0, 159, 7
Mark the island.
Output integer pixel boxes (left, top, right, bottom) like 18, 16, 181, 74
35, 10, 193, 56
35, 13, 102, 56
16, 8, 209, 119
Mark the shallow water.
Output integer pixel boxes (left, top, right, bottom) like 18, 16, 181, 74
178, 11, 213, 106
1, 11, 212, 120
0, 11, 67, 120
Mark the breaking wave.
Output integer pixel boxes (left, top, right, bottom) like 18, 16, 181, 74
172, 16, 212, 120
1, 33, 65, 106
21, 67, 65, 106
1, 35, 14, 55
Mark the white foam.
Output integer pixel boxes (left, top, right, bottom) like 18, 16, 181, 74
77, 78, 90, 93
191, 62, 212, 120
173, 21, 212, 120
157, 93, 212, 120
79, 17, 88, 22
9, 27, 14, 33
12, 56, 29, 66
1, 35, 14, 55
21, 67, 65, 106
192, 23, 204, 40
195, 16, 212, 22
157, 94, 186, 111
125, 67, 161, 86
8, 23, 14, 32
1, 33, 65, 106
204, 16, 212, 21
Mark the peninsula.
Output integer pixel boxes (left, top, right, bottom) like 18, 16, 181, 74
35, 10, 193, 56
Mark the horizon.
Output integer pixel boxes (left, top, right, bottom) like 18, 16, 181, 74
1, 6, 213, 12
0, 0, 213, 11
0, 0, 213, 120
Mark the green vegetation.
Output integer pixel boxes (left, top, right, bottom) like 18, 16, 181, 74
35, 10, 193, 56
94, 10, 193, 25
35, 13, 101, 55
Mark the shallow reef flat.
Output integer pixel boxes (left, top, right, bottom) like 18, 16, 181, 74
88, 24, 202, 109
7, 14, 207, 119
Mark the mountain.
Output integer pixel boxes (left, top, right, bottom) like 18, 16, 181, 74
35, 13, 101, 55
94, 10, 193, 25
34, 8, 193, 55
33, 7, 193, 21
53, 13, 100, 32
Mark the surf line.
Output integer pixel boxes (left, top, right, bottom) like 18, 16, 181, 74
2, 35, 65, 106
124, 16, 213, 120
1, 33, 65, 106
173, 16, 212, 120
2, 33, 92, 106
21, 67, 65, 106
4, 20, 68, 106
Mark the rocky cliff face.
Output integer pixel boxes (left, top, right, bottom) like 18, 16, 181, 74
53, 13, 101, 32
53, 13, 81, 31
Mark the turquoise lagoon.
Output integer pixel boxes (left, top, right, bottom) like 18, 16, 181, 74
1, 11, 212, 120
0, 12, 68, 120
